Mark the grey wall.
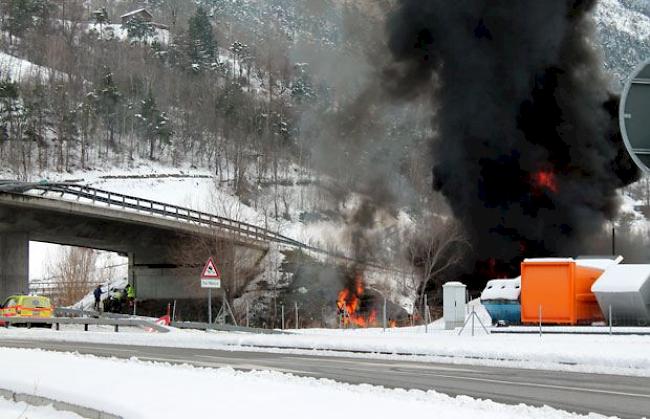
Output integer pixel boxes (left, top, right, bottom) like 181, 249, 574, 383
0, 232, 29, 301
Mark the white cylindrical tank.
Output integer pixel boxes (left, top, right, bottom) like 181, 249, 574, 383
443, 281, 467, 330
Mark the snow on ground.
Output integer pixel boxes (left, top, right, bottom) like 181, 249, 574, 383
86, 23, 170, 44
0, 348, 614, 419
597, 0, 650, 41
0, 51, 65, 83
0, 396, 83, 419
71, 276, 128, 311
3, 312, 650, 378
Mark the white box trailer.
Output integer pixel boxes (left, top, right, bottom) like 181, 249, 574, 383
591, 264, 650, 326
443, 281, 466, 330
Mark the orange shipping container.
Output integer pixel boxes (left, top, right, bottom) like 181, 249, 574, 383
520, 259, 604, 325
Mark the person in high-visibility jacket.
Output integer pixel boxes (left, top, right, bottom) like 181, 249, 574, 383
126, 284, 136, 308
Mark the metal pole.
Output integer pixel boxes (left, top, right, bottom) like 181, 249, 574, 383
281, 304, 285, 330
424, 295, 429, 334
382, 297, 387, 333
294, 301, 299, 329
246, 301, 250, 328
471, 305, 475, 337
609, 305, 612, 336
133, 299, 137, 316
538, 304, 542, 337
208, 288, 212, 325
172, 300, 176, 322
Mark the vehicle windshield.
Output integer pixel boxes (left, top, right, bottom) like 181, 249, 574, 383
2, 298, 17, 308
23, 298, 50, 308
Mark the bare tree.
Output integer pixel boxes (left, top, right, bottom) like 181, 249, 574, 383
48, 247, 99, 307
407, 216, 470, 310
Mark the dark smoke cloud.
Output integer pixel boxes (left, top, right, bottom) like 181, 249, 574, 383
384, 0, 640, 266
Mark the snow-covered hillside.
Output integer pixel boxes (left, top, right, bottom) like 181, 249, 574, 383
0, 51, 65, 83
596, 0, 650, 87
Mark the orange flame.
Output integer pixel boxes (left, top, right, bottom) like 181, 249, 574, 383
337, 275, 377, 328
532, 170, 558, 193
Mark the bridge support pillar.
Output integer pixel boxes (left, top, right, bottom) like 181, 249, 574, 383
0, 232, 29, 300
130, 242, 264, 301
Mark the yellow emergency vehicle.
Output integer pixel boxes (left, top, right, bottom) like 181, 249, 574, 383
0, 295, 53, 326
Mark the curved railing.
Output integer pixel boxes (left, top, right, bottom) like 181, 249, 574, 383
31, 183, 308, 248
1, 180, 399, 271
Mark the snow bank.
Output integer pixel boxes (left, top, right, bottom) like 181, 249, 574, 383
0, 348, 611, 419
0, 396, 83, 419
3, 314, 650, 377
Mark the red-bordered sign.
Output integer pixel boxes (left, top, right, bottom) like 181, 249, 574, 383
201, 257, 221, 279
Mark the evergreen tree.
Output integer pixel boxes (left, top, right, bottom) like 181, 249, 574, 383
291, 63, 316, 104
136, 88, 172, 160
93, 7, 109, 25
94, 68, 121, 156
188, 7, 216, 68
0, 77, 20, 142
122, 17, 155, 43
1, 0, 51, 43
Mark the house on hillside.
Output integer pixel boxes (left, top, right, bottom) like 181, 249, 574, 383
121, 8, 153, 24
120, 8, 168, 30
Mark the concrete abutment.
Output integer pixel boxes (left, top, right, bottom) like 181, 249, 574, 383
0, 232, 29, 301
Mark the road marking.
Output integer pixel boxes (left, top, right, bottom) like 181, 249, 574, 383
420, 372, 650, 399
322, 358, 478, 373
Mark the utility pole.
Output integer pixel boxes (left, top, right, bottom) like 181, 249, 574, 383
281, 303, 285, 330
424, 294, 429, 334
382, 297, 387, 333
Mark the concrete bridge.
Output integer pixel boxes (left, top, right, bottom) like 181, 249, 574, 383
0, 181, 328, 302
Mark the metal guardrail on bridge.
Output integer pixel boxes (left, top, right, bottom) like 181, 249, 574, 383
30, 182, 308, 249
0, 180, 401, 271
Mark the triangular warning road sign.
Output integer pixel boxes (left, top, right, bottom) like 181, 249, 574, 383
201, 257, 221, 279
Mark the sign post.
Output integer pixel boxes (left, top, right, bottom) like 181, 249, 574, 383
200, 257, 221, 324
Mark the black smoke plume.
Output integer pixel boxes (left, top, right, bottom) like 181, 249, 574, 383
384, 0, 639, 272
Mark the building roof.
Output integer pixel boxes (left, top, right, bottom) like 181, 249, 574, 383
120, 8, 152, 19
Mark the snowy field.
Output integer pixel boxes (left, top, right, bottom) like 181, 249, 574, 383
0, 348, 615, 419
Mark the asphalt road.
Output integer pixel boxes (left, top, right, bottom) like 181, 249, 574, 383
1, 338, 649, 418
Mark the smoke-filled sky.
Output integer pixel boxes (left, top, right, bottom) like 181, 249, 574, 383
383, 0, 639, 265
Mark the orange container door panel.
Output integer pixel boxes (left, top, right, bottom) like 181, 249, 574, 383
521, 261, 576, 325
